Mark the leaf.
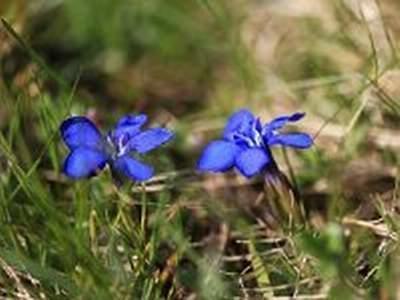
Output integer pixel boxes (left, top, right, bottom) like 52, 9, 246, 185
248, 240, 274, 299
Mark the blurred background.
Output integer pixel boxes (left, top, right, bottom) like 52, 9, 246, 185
1, 0, 400, 299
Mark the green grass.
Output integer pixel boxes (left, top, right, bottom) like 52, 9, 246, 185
1, 0, 400, 299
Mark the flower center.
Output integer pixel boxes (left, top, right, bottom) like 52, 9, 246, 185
105, 133, 130, 158
232, 119, 264, 148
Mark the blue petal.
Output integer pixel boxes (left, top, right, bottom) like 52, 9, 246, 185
116, 114, 148, 129
235, 147, 270, 178
265, 112, 306, 132
197, 140, 241, 172
112, 155, 154, 181
223, 109, 255, 140
60, 116, 103, 150
268, 133, 313, 149
113, 114, 148, 141
127, 127, 174, 154
63, 147, 108, 179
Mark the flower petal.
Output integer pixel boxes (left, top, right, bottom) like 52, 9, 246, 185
235, 147, 270, 178
268, 133, 313, 149
60, 116, 102, 149
113, 114, 148, 141
128, 128, 174, 154
223, 109, 255, 140
63, 147, 108, 179
264, 112, 305, 132
197, 140, 241, 172
112, 155, 154, 181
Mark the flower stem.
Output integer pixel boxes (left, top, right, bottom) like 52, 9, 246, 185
263, 161, 305, 228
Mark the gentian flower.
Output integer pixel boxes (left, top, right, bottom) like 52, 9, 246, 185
197, 109, 312, 178
60, 114, 174, 182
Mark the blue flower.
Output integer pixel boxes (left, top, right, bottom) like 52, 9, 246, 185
197, 109, 312, 178
60, 114, 174, 182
